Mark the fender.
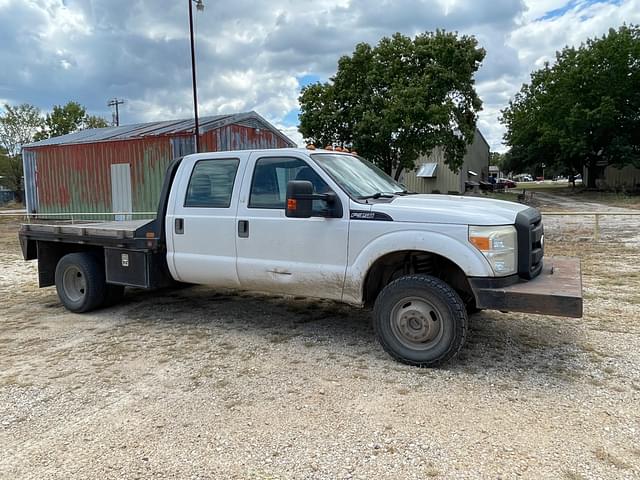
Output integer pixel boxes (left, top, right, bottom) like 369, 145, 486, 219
343, 228, 494, 304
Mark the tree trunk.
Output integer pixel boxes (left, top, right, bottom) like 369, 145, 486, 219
383, 157, 393, 177
393, 166, 404, 181
586, 158, 598, 189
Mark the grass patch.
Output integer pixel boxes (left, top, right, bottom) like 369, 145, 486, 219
563, 471, 586, 480
425, 465, 440, 477
551, 189, 640, 209
515, 181, 571, 190
483, 192, 520, 203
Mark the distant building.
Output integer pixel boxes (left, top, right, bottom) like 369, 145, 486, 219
22, 111, 295, 214
584, 164, 640, 191
399, 128, 490, 194
489, 165, 503, 179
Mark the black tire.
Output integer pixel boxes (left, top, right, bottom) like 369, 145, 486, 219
55, 252, 107, 313
373, 274, 468, 367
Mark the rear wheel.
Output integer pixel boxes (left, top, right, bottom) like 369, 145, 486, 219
55, 253, 107, 313
373, 274, 468, 367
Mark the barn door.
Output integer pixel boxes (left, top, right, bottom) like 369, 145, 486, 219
111, 164, 132, 221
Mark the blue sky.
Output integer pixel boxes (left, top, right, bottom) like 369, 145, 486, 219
538, 0, 623, 19
0, 0, 636, 151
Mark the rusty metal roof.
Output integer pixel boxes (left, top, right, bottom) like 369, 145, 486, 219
24, 111, 294, 148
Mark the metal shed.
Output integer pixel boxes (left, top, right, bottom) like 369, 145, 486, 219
399, 128, 490, 194
22, 111, 295, 215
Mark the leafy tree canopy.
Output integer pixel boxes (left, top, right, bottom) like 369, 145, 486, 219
0, 102, 109, 191
34, 101, 110, 141
0, 104, 44, 191
299, 31, 485, 179
84, 115, 110, 129
501, 25, 640, 188
0, 103, 44, 157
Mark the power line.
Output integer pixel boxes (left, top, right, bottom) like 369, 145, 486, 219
108, 98, 125, 126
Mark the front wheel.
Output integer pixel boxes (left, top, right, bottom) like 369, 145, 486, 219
373, 275, 468, 367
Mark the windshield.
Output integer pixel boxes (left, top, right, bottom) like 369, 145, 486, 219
311, 153, 405, 199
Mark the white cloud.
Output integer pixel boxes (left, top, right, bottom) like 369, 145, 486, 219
276, 125, 304, 147
0, 0, 636, 152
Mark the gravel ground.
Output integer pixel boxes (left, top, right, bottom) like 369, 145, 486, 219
1, 215, 639, 480
531, 191, 640, 246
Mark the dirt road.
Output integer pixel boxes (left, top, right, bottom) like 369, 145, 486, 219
1, 217, 639, 479
533, 191, 640, 245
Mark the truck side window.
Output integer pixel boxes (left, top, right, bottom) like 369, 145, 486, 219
249, 157, 329, 212
184, 159, 240, 208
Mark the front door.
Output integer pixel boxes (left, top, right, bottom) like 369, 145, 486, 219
235, 153, 349, 300
111, 163, 132, 221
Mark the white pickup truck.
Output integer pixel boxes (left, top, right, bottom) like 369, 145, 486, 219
19, 148, 583, 366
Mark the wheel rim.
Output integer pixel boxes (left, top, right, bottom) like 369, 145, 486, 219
62, 265, 86, 302
389, 296, 444, 350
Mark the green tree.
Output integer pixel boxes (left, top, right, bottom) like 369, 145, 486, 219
84, 115, 109, 129
501, 25, 640, 188
34, 101, 110, 140
299, 31, 485, 179
0, 103, 44, 157
0, 104, 44, 192
489, 152, 503, 167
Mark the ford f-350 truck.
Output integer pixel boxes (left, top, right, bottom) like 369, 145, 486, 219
19, 148, 583, 366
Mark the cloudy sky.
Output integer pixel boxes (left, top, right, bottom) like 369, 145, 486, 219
0, 0, 638, 151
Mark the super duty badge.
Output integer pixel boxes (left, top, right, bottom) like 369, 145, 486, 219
350, 210, 393, 221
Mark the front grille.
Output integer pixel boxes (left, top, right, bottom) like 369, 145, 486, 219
515, 208, 544, 280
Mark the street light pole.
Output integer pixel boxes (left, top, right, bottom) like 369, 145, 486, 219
188, 0, 204, 153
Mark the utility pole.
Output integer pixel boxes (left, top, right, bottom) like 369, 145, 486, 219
108, 98, 125, 126
189, 0, 204, 153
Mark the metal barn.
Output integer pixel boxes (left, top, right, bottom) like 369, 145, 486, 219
399, 128, 490, 194
22, 111, 295, 215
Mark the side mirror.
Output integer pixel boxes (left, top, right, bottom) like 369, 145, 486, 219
286, 180, 314, 218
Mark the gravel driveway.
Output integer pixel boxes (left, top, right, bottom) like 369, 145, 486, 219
1, 217, 639, 479
533, 191, 640, 246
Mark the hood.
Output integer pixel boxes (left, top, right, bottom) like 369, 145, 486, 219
371, 194, 530, 226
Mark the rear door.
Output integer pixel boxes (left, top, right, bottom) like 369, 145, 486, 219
166, 153, 248, 286
235, 151, 349, 300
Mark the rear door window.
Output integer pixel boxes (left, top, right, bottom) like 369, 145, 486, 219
184, 159, 240, 208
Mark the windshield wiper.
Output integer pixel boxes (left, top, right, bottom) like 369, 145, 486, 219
358, 192, 396, 200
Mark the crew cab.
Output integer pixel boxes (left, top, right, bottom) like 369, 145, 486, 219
19, 148, 583, 366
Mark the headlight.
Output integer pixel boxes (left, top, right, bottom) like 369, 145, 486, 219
469, 225, 517, 276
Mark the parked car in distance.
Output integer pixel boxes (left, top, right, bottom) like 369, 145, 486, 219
497, 178, 517, 188
513, 174, 533, 182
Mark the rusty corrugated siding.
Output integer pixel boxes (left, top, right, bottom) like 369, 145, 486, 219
26, 121, 293, 217
201, 124, 291, 152
31, 136, 173, 216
